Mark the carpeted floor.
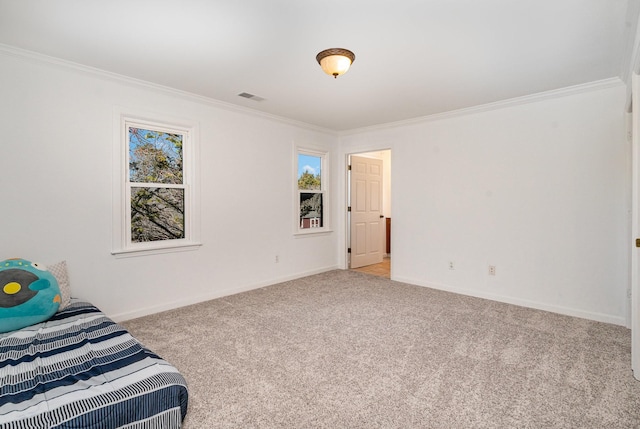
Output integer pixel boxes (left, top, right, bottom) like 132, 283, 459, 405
122, 270, 640, 428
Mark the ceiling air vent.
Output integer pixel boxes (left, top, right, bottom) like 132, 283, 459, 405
238, 92, 265, 102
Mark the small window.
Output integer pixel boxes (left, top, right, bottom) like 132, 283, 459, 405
113, 111, 200, 256
296, 149, 328, 233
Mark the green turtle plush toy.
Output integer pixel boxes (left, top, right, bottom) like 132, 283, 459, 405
0, 258, 61, 333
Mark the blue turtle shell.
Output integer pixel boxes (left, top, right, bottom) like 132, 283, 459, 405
0, 258, 61, 333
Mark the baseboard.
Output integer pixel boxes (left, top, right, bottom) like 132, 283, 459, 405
392, 275, 626, 327
111, 264, 339, 322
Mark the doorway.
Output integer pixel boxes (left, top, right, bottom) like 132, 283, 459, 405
347, 150, 391, 278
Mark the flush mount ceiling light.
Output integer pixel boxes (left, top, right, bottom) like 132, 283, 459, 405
316, 48, 356, 78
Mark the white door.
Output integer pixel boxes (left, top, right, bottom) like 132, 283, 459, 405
632, 72, 640, 381
350, 155, 384, 269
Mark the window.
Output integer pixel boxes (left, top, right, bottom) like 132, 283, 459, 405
128, 125, 186, 242
296, 148, 328, 234
113, 111, 200, 256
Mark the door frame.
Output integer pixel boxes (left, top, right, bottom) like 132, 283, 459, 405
344, 149, 392, 272
631, 72, 640, 380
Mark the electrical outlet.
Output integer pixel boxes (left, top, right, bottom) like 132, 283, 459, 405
449, 261, 455, 270
488, 265, 496, 276
275, 255, 279, 263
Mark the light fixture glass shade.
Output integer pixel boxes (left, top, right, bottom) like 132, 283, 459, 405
316, 48, 355, 78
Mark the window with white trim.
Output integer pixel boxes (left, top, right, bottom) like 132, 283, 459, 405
296, 148, 328, 233
113, 111, 200, 256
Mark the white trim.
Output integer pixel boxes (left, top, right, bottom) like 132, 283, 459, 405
632, 73, 640, 380
624, 112, 637, 329
112, 107, 201, 256
393, 275, 627, 327
111, 242, 202, 258
0, 43, 337, 136
110, 264, 339, 322
294, 229, 334, 238
341, 78, 625, 136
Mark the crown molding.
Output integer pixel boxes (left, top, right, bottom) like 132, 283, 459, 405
0, 43, 338, 136
340, 78, 625, 136
0, 43, 625, 137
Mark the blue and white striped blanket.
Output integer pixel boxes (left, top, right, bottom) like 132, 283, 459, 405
0, 300, 188, 429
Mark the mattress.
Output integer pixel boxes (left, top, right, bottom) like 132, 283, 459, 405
0, 300, 188, 429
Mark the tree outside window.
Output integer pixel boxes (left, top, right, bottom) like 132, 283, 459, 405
112, 110, 200, 257
297, 151, 326, 231
127, 124, 187, 244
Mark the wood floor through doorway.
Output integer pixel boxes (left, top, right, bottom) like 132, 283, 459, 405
351, 256, 390, 278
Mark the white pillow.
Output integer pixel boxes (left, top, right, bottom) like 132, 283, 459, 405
48, 260, 71, 311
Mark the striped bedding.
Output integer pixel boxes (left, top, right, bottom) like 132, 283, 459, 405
0, 300, 188, 429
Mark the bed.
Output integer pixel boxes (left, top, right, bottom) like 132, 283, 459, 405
0, 299, 188, 429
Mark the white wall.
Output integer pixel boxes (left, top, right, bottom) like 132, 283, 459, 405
340, 83, 630, 325
0, 51, 339, 321
1, 49, 630, 326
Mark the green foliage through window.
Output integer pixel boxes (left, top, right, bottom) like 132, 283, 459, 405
128, 126, 186, 243
129, 128, 183, 184
297, 152, 324, 230
297, 154, 321, 190
298, 170, 321, 190
131, 187, 185, 242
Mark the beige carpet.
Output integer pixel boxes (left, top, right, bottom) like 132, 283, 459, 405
122, 270, 640, 428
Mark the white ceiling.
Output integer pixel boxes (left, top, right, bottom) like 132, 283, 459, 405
0, 0, 637, 131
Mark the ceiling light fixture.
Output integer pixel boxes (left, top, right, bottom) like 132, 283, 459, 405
316, 48, 356, 78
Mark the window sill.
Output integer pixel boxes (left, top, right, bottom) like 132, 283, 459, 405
294, 229, 333, 238
111, 242, 202, 258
